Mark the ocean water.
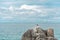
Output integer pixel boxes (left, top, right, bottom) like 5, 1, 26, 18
0, 23, 60, 40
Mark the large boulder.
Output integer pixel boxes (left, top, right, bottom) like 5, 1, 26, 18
21, 25, 57, 40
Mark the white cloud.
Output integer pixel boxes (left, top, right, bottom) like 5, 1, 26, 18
8, 6, 14, 11
0, 4, 60, 22
4, 5, 47, 17
19, 4, 44, 10
20, 4, 37, 10
18, 4, 49, 17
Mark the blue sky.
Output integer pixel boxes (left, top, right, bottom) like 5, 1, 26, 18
0, 0, 60, 23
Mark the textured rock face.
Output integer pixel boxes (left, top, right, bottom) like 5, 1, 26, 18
47, 28, 54, 37
22, 29, 33, 40
21, 25, 57, 40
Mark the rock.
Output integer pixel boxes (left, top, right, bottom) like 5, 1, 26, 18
47, 28, 54, 37
21, 25, 57, 40
21, 29, 33, 40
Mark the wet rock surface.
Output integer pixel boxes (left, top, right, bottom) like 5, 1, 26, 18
21, 25, 57, 40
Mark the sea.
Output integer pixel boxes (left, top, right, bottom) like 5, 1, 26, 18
0, 23, 60, 40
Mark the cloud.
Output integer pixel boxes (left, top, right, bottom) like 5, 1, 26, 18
0, 5, 54, 17
8, 6, 14, 11
3, 4, 48, 17
0, 4, 60, 23
19, 4, 44, 12
20, 4, 37, 10
18, 4, 49, 17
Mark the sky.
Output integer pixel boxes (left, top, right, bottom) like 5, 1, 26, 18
0, 0, 60, 23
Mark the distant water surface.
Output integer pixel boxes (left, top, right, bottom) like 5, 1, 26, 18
0, 23, 60, 40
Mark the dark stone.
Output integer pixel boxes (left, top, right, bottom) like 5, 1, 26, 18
21, 29, 33, 40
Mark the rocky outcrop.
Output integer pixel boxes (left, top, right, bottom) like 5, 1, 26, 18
21, 25, 57, 40
22, 29, 33, 40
